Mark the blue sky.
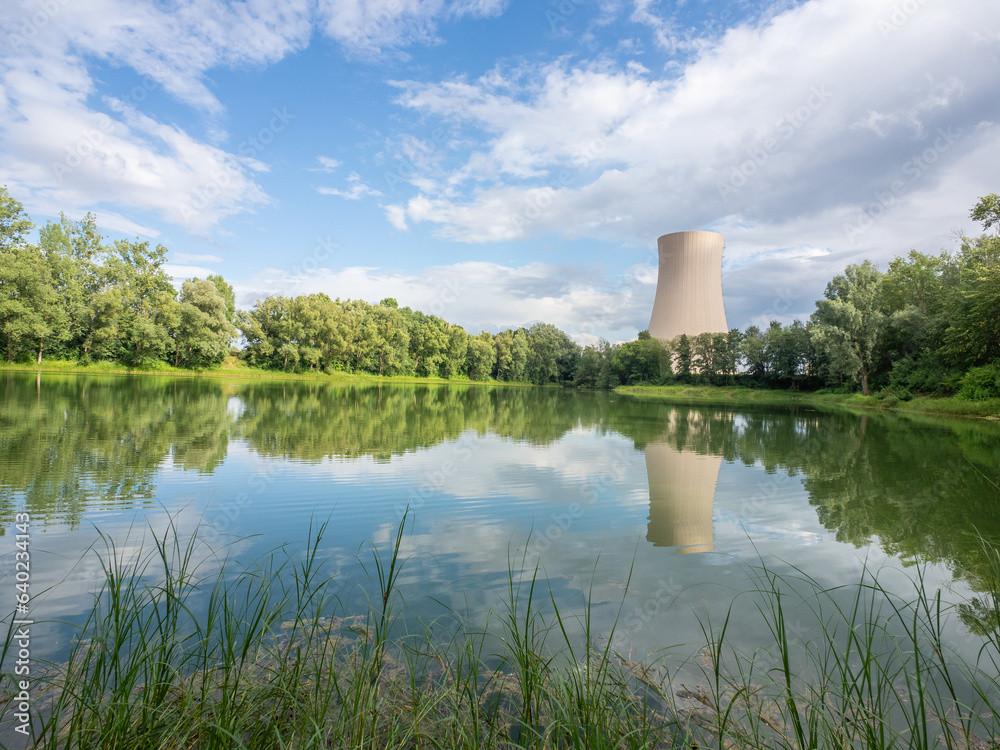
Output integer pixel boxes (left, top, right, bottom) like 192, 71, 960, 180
3, 0, 999, 344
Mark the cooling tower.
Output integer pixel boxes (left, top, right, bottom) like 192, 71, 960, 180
648, 231, 728, 341
645, 442, 720, 553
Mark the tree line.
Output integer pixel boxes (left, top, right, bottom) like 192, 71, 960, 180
2, 186, 998, 398
0, 188, 236, 369
0, 187, 579, 383
576, 194, 1000, 400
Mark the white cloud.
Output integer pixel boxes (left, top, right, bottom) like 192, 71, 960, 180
316, 172, 384, 200
0, 0, 311, 233
387, 0, 1000, 268
173, 252, 224, 263
0, 57, 271, 233
318, 0, 507, 54
3, 0, 313, 114
308, 156, 342, 173
164, 263, 216, 281
232, 259, 653, 341
630, 0, 682, 51
0, 0, 515, 236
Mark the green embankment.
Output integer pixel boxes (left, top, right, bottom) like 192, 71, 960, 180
615, 384, 1000, 419
0, 357, 530, 386
4, 360, 998, 417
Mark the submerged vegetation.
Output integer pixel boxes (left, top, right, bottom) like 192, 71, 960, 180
3, 517, 999, 748
3, 186, 999, 401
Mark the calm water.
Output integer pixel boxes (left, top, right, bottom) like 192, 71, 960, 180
2, 371, 1000, 671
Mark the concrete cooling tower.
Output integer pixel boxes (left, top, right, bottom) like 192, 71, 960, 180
648, 231, 728, 341
644, 443, 720, 553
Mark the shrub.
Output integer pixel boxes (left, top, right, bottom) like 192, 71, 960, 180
958, 361, 1000, 400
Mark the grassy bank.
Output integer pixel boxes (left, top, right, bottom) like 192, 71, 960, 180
616, 384, 1000, 419
4, 518, 999, 749
0, 358, 532, 387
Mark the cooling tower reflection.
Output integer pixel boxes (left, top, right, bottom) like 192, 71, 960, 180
644, 442, 721, 552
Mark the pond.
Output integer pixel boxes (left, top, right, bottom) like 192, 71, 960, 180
2, 371, 1000, 732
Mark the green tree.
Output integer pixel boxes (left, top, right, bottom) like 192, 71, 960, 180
443, 324, 469, 378
493, 329, 514, 380
99, 239, 179, 366
365, 303, 410, 376
175, 278, 236, 367
741, 325, 768, 380
0, 189, 49, 362
672, 334, 692, 380
944, 234, 1000, 368
207, 274, 237, 330
408, 311, 449, 377
37, 213, 107, 361
970, 193, 1000, 235
611, 336, 669, 384
524, 323, 579, 384
810, 261, 885, 395
573, 343, 604, 387
466, 332, 497, 380
691, 332, 716, 381
240, 296, 292, 368
493, 328, 529, 381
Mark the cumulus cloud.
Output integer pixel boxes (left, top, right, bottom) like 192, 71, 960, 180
0, 55, 272, 233
3, 0, 313, 114
232, 259, 655, 342
1, 0, 505, 236
0, 0, 311, 234
388, 0, 1000, 266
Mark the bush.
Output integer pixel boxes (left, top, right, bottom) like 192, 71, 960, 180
888, 354, 957, 396
958, 361, 1000, 400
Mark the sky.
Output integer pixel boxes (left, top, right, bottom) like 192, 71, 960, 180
3, 0, 999, 344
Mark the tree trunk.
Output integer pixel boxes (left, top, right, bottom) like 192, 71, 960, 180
860, 365, 870, 396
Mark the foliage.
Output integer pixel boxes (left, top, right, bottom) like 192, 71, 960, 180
810, 260, 885, 396
174, 279, 236, 367
6, 187, 1000, 395
958, 361, 1000, 401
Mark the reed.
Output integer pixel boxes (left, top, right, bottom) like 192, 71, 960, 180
3, 518, 998, 749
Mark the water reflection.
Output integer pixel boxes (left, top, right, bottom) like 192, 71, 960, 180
0, 373, 233, 529
2, 373, 999, 604
645, 444, 719, 552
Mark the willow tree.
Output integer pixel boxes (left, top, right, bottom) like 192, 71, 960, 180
810, 261, 884, 396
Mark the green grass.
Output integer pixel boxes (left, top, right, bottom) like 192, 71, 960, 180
0, 358, 534, 387
4, 518, 1000, 748
616, 384, 1000, 419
